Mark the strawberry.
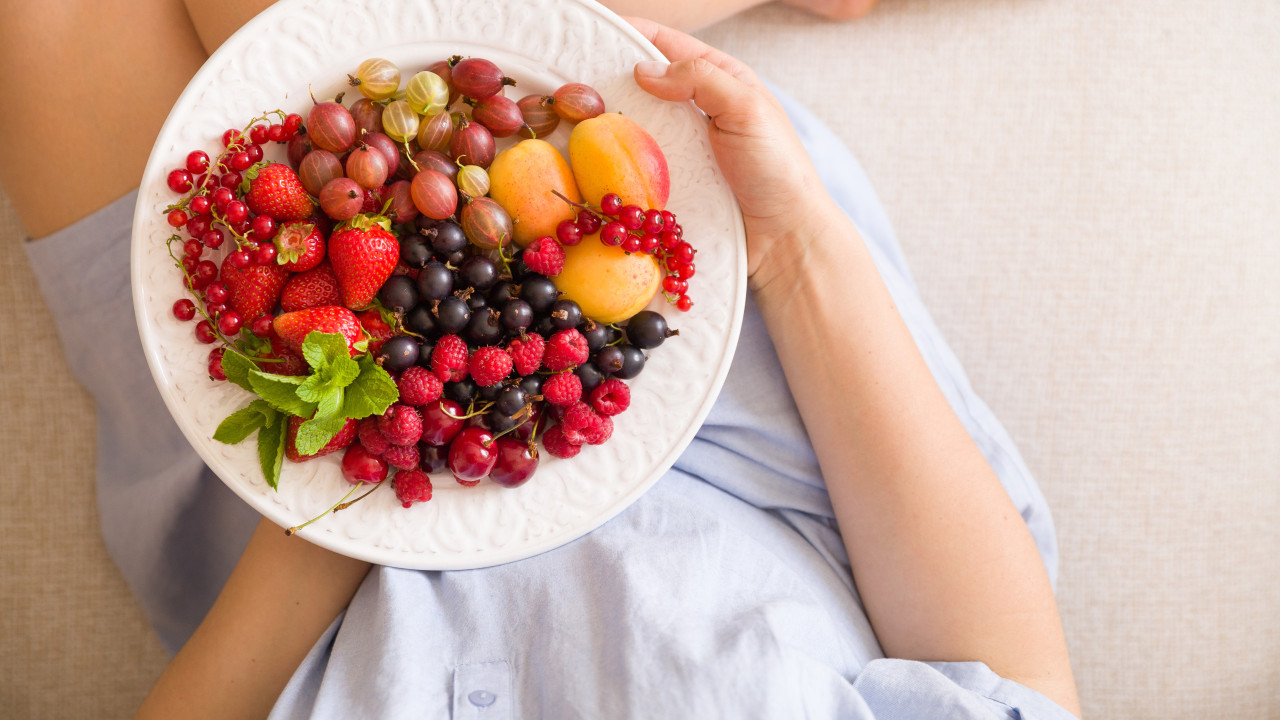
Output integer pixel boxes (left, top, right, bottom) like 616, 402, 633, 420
274, 221, 325, 272
220, 257, 289, 320
328, 217, 399, 308
356, 308, 394, 355
280, 261, 342, 313
285, 415, 357, 463
243, 163, 313, 222
272, 306, 365, 356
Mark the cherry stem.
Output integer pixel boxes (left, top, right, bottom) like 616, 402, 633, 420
442, 401, 494, 420
335, 480, 385, 512
489, 404, 533, 443
285, 482, 364, 536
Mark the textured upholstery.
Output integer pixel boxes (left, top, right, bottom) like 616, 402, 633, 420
2, 1, 1276, 717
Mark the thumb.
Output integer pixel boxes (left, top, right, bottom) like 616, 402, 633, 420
633, 57, 754, 123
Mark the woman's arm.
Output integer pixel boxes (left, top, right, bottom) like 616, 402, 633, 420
630, 20, 1080, 716
136, 518, 371, 720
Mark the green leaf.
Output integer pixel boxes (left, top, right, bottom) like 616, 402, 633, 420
295, 412, 348, 456
257, 415, 287, 490
296, 359, 360, 403
221, 350, 258, 393
302, 331, 356, 374
342, 357, 399, 419
248, 369, 316, 417
213, 399, 276, 444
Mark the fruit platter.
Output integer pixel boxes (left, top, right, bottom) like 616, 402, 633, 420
131, 0, 745, 569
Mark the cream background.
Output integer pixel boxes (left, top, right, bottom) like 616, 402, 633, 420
2, 0, 1277, 717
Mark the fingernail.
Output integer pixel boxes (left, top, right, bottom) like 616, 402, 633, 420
634, 61, 667, 78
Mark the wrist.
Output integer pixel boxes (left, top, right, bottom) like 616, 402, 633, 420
745, 195, 852, 297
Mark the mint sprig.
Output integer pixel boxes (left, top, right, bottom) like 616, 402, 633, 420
213, 331, 399, 489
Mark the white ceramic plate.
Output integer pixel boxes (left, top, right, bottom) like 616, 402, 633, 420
131, 0, 746, 569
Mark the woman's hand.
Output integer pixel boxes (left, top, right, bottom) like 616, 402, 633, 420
628, 18, 844, 291
782, 0, 880, 20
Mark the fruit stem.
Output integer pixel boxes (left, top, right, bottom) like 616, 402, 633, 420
442, 401, 494, 420
335, 479, 385, 512
285, 481, 364, 535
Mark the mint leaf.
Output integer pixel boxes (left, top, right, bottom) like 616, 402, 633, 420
248, 369, 316, 417
213, 399, 277, 444
315, 388, 343, 421
221, 350, 258, 393
257, 415, 287, 490
302, 331, 355, 373
296, 360, 360, 403
343, 356, 399, 419
295, 412, 348, 456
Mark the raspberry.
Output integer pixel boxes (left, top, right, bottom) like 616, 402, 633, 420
583, 414, 613, 445
357, 417, 391, 456
378, 403, 424, 446
523, 236, 565, 276
560, 401, 602, 445
431, 334, 469, 383
394, 468, 433, 508
543, 372, 582, 406
589, 378, 630, 417
507, 333, 545, 376
542, 425, 582, 458
383, 443, 421, 471
543, 329, 589, 371
397, 366, 443, 406
470, 346, 513, 387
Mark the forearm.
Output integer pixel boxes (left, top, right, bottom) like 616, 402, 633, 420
752, 201, 1080, 715
136, 517, 371, 720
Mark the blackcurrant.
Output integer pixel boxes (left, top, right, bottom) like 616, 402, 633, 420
494, 385, 528, 416
625, 310, 675, 349
459, 255, 499, 291
431, 221, 467, 255
378, 275, 419, 312
404, 304, 437, 337
444, 379, 478, 404
434, 296, 471, 334
614, 344, 646, 380
520, 275, 559, 314
574, 361, 605, 394
549, 299, 583, 331
400, 236, 432, 268
595, 345, 625, 374
580, 319, 609, 353
416, 261, 453, 300
500, 299, 533, 333
378, 335, 420, 373
466, 309, 503, 346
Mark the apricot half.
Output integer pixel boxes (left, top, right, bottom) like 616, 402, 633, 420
487, 139, 580, 247
568, 113, 669, 210
554, 232, 662, 324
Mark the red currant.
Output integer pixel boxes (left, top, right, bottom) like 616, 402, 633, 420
266, 124, 287, 143
621, 235, 642, 253
254, 242, 277, 265
251, 215, 276, 240
600, 193, 623, 216
229, 151, 252, 172
172, 298, 197, 321
222, 128, 246, 149
663, 276, 681, 294
189, 195, 212, 215
192, 260, 218, 289
227, 250, 252, 269
212, 186, 234, 210
618, 205, 645, 231
219, 171, 242, 189
556, 219, 583, 246
642, 208, 665, 234
224, 200, 248, 224
679, 263, 695, 279
640, 233, 660, 254
660, 230, 680, 250
205, 302, 227, 317
204, 282, 229, 305
183, 238, 203, 258
676, 295, 693, 312
249, 125, 269, 144
283, 113, 303, 135
195, 320, 217, 343
181, 255, 199, 273
674, 241, 695, 264
245, 143, 264, 163
217, 311, 243, 336
250, 314, 275, 337
661, 210, 676, 227
186, 150, 210, 175
575, 209, 601, 234
167, 209, 188, 227
208, 348, 228, 381
202, 229, 225, 249
167, 169, 193, 193
600, 221, 627, 246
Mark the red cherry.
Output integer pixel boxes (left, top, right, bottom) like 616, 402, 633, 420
489, 437, 538, 488
341, 444, 389, 484
420, 400, 465, 446
447, 426, 497, 483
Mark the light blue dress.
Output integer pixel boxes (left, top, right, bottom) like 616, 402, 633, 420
25, 85, 1072, 719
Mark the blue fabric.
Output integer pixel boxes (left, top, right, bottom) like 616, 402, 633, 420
24, 85, 1069, 719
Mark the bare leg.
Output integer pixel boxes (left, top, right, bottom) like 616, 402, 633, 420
0, 0, 208, 238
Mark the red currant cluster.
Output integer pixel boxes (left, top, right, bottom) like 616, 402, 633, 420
163, 110, 304, 377
553, 191, 696, 312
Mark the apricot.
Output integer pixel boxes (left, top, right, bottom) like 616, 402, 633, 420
487, 139, 580, 246
568, 112, 669, 210
553, 231, 662, 324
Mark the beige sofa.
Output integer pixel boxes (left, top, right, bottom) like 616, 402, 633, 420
3, 1, 1277, 717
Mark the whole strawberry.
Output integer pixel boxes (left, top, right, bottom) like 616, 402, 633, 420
280, 261, 343, 313
274, 221, 325, 272
220, 257, 289, 320
243, 163, 313, 222
273, 306, 365, 356
285, 415, 357, 462
328, 218, 399, 308
356, 308, 394, 355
